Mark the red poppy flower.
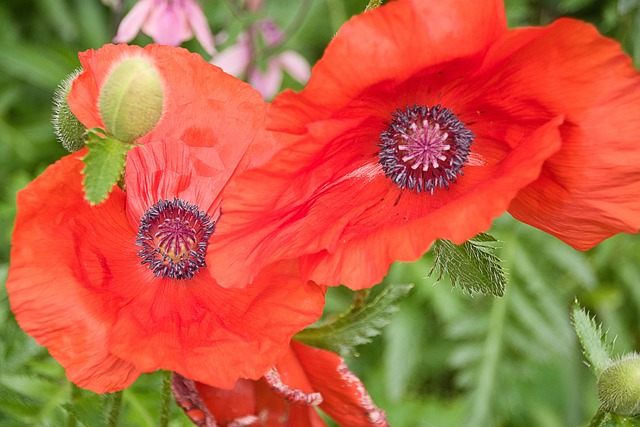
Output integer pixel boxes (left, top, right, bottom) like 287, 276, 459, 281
207, 0, 640, 290
6, 44, 325, 393
172, 340, 388, 427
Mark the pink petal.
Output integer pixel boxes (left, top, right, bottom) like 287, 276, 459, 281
184, 0, 216, 55
142, 1, 192, 46
113, 0, 155, 43
249, 61, 283, 100
278, 50, 311, 84
211, 37, 252, 77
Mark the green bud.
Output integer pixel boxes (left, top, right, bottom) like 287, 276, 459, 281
99, 56, 163, 143
52, 68, 88, 152
598, 354, 640, 416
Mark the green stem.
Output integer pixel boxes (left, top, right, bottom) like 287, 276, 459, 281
159, 371, 173, 427
365, 0, 384, 11
465, 289, 509, 427
105, 391, 123, 427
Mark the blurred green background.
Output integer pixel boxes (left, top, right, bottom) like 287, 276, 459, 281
0, 0, 639, 425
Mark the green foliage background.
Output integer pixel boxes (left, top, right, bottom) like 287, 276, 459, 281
0, 0, 639, 425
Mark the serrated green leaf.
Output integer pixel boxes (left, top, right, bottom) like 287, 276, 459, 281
82, 130, 130, 205
430, 233, 506, 296
572, 300, 614, 376
295, 284, 413, 357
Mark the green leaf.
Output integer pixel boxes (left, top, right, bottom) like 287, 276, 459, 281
295, 284, 413, 357
430, 233, 506, 296
82, 130, 131, 205
572, 300, 614, 376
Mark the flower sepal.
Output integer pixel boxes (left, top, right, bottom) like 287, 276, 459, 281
52, 69, 89, 152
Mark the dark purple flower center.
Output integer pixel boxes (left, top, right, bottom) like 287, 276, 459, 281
378, 104, 474, 194
136, 198, 215, 280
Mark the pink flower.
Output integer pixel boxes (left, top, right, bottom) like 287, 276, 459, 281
212, 20, 311, 99
114, 0, 215, 55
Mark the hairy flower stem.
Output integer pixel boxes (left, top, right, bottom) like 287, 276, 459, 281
159, 371, 172, 427
105, 391, 123, 427
365, 0, 384, 11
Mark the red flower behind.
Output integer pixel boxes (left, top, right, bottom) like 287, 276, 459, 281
6, 44, 325, 393
173, 340, 388, 427
207, 0, 640, 290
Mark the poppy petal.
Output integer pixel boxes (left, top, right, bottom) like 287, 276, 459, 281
124, 138, 223, 228
209, 108, 562, 289
291, 341, 389, 427
107, 259, 325, 388
178, 346, 330, 427
172, 374, 217, 426
269, 0, 506, 128
6, 152, 141, 393
68, 44, 266, 163
479, 19, 640, 249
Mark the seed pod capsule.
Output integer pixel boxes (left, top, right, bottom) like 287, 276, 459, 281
597, 354, 640, 416
99, 56, 164, 143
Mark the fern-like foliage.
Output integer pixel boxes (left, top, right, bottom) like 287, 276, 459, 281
295, 284, 413, 357
350, 215, 640, 427
430, 233, 506, 296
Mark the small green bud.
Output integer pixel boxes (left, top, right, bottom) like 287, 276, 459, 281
99, 56, 163, 143
52, 68, 88, 152
598, 354, 640, 416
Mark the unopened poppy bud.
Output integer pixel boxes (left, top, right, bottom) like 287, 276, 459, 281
598, 354, 640, 416
99, 56, 163, 143
52, 69, 88, 152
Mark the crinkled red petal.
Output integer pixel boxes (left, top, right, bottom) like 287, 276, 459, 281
209, 87, 563, 289
269, 0, 506, 130
67, 43, 268, 174
6, 152, 141, 393
292, 341, 389, 427
206, 0, 563, 290
485, 19, 640, 249
108, 257, 325, 388
7, 145, 325, 391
